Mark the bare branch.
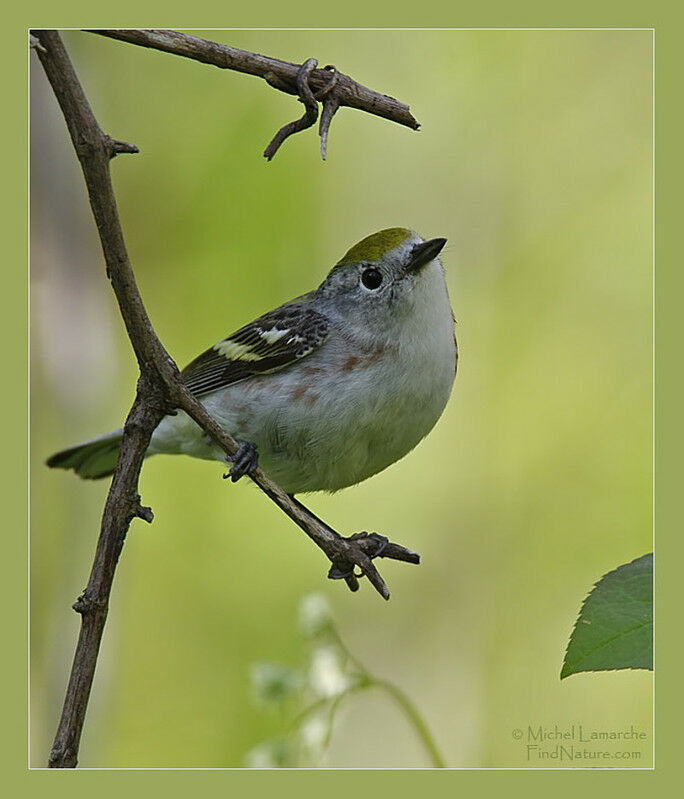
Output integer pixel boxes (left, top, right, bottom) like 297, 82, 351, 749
88, 28, 420, 159
33, 29, 420, 768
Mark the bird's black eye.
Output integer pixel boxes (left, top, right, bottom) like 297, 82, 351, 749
361, 267, 383, 290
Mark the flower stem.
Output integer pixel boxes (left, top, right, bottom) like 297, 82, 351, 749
329, 628, 446, 767
369, 679, 446, 768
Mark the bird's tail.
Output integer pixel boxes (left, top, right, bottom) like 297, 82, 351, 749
46, 429, 128, 480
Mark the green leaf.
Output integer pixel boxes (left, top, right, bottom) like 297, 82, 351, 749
561, 553, 653, 679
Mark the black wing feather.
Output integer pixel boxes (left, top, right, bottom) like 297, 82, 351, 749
181, 302, 330, 398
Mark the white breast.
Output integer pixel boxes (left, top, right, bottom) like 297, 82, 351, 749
251, 260, 456, 492
150, 262, 456, 494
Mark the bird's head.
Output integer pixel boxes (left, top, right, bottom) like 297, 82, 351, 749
316, 228, 448, 333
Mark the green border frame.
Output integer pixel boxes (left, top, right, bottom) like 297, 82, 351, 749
8, 1, 675, 793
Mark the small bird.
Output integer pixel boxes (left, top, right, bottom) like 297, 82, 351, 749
47, 228, 457, 494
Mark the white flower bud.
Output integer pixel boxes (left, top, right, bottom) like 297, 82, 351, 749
309, 645, 350, 698
300, 713, 330, 758
298, 593, 334, 639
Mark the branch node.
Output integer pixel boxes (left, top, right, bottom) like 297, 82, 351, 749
133, 499, 154, 524
72, 592, 107, 616
30, 33, 46, 53
105, 135, 140, 159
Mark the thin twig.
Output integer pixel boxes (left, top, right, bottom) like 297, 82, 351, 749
264, 57, 319, 160
316, 65, 340, 160
32, 29, 421, 768
87, 28, 420, 159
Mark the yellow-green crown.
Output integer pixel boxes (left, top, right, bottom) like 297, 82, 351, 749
336, 228, 413, 267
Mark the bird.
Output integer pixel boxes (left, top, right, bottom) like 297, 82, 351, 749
47, 228, 457, 495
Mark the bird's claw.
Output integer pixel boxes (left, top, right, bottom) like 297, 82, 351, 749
327, 533, 390, 579
222, 440, 259, 482
327, 532, 418, 600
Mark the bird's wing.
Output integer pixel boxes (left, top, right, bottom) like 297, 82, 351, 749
180, 301, 331, 397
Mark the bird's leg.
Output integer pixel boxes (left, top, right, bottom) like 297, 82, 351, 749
223, 440, 259, 482
287, 495, 361, 592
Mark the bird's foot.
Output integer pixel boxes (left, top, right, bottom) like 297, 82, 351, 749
326, 532, 420, 599
222, 440, 259, 482
327, 533, 390, 579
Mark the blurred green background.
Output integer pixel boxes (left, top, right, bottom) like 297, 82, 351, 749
30, 29, 652, 767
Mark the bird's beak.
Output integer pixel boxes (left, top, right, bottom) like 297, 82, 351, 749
405, 238, 447, 273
